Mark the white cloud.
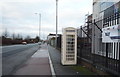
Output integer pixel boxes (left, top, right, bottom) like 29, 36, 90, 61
1, 3, 22, 19
0, 0, 93, 40
0, 23, 3, 36
0, 0, 52, 2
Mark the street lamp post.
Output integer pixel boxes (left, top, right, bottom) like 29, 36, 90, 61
35, 13, 41, 44
56, 0, 58, 48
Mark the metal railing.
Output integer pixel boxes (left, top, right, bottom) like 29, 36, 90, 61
78, 12, 120, 76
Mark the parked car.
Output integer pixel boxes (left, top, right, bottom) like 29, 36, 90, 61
22, 42, 27, 45
38, 42, 41, 45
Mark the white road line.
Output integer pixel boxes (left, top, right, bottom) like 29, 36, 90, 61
48, 48, 56, 77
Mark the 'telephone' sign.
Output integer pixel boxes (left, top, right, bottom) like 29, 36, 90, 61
102, 25, 120, 43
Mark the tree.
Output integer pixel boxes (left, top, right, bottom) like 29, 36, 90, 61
17, 34, 20, 39
25, 35, 31, 40
2, 28, 9, 38
19, 35, 23, 40
11, 32, 16, 40
16, 34, 22, 40
35, 36, 40, 42
24, 35, 31, 43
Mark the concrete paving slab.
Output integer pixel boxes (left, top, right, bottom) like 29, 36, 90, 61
26, 58, 49, 65
15, 65, 51, 75
32, 49, 49, 58
14, 44, 53, 75
14, 58, 51, 75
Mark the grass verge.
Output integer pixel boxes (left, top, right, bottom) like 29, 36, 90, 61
71, 65, 95, 75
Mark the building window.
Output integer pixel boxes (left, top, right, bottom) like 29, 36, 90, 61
103, 12, 120, 28
100, 2, 114, 12
102, 2, 120, 28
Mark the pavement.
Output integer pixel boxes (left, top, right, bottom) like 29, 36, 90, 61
11, 43, 94, 77
14, 43, 53, 76
48, 45, 81, 76
13, 43, 80, 76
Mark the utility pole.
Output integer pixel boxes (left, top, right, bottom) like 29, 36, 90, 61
56, 0, 58, 48
35, 13, 41, 45
39, 13, 41, 42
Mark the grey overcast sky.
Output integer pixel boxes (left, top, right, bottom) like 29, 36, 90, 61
0, 0, 92, 40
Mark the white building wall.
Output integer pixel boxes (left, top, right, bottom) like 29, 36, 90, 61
92, 0, 120, 60
93, 0, 101, 20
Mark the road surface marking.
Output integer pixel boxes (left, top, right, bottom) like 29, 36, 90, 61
48, 49, 56, 77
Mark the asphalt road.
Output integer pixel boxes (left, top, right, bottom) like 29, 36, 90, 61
1, 43, 40, 75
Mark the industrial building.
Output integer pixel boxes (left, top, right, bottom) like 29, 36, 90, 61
92, 0, 120, 75
77, 0, 120, 76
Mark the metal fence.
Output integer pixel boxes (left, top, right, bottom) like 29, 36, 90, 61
78, 41, 119, 76
77, 12, 120, 76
